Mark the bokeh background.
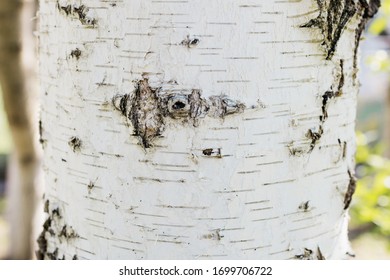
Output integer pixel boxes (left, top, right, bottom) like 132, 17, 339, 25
1, 3, 390, 259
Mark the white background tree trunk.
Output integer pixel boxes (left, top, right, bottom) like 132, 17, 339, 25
38, 0, 378, 259
0, 0, 42, 259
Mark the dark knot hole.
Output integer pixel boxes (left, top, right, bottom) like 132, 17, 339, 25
172, 101, 187, 110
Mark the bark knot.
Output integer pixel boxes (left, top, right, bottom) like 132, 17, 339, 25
112, 79, 245, 149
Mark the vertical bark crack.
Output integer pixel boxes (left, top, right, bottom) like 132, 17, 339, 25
344, 170, 357, 210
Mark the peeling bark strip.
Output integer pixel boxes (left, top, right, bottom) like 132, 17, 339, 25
344, 170, 357, 210
57, 1, 97, 26
301, 0, 358, 59
113, 79, 245, 148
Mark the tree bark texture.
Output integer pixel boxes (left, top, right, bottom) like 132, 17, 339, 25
38, 0, 379, 259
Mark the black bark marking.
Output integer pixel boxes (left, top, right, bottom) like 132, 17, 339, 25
68, 136, 82, 152
298, 201, 310, 212
37, 203, 79, 259
344, 170, 357, 210
70, 48, 82, 59
57, 2, 97, 26
301, 0, 358, 59
307, 127, 324, 152
51, 207, 61, 218
112, 81, 245, 148
44, 199, 50, 214
181, 35, 200, 48
338, 138, 347, 159
167, 94, 191, 119
87, 181, 95, 193
46, 248, 59, 260
38, 120, 47, 146
202, 148, 222, 158
336, 59, 345, 96
72, 255, 78, 260
295, 248, 314, 260
59, 225, 79, 239
307, 59, 344, 152
317, 246, 326, 260
295, 247, 326, 260
36, 217, 51, 260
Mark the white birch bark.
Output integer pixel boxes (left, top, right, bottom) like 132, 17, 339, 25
38, 0, 379, 259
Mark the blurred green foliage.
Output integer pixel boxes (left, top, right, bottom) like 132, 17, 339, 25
351, 131, 390, 236
351, 0, 390, 242
369, 0, 390, 35
366, 0, 390, 72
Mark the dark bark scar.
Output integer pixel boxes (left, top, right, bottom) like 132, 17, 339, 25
112, 79, 245, 149
344, 170, 357, 210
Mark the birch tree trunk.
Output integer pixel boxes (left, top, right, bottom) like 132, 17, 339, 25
38, 0, 379, 260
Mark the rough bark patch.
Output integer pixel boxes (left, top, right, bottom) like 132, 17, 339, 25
36, 204, 79, 260
113, 80, 245, 149
301, 0, 358, 59
57, 2, 97, 26
130, 79, 165, 149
